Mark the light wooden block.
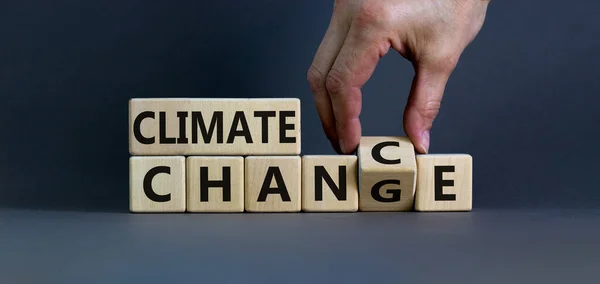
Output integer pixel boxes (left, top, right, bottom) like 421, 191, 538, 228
245, 156, 301, 212
130, 156, 186, 212
302, 155, 358, 212
357, 136, 416, 211
129, 98, 301, 156
186, 156, 244, 212
415, 154, 472, 211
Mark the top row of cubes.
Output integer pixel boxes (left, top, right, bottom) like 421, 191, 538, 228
129, 98, 301, 155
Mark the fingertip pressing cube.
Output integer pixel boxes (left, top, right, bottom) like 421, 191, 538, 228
186, 156, 244, 212
302, 155, 358, 212
245, 156, 301, 212
415, 154, 473, 211
130, 156, 186, 212
358, 137, 417, 211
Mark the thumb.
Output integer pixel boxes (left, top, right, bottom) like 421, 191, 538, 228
403, 65, 453, 154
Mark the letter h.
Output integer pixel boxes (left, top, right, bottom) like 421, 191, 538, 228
200, 167, 231, 202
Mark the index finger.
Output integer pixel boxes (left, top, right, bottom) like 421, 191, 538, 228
307, 11, 351, 153
325, 24, 390, 154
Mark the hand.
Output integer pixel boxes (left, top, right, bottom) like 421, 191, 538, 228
307, 0, 490, 154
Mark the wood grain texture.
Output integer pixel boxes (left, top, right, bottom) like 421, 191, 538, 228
357, 136, 416, 211
302, 155, 358, 212
245, 156, 301, 212
186, 156, 244, 212
415, 154, 472, 212
130, 156, 186, 212
129, 98, 300, 155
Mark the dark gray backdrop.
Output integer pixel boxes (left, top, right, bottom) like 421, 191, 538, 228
1, 0, 598, 211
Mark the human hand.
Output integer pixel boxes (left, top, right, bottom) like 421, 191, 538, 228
307, 0, 490, 154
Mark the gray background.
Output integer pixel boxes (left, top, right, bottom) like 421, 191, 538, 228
1, 1, 599, 283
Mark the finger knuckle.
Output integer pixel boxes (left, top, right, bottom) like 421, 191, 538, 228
416, 100, 441, 121
355, 1, 393, 29
325, 68, 348, 96
429, 51, 460, 73
307, 65, 327, 93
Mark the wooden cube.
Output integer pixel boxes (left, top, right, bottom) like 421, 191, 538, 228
130, 156, 186, 212
245, 156, 301, 212
129, 98, 300, 156
186, 156, 244, 212
415, 154, 473, 211
302, 155, 358, 212
357, 137, 416, 211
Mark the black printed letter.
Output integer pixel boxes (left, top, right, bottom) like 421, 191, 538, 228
227, 111, 253, 143
372, 141, 401, 164
200, 167, 231, 202
159, 112, 176, 144
315, 166, 347, 201
254, 111, 276, 143
257, 167, 291, 202
279, 111, 296, 143
371, 179, 401, 202
143, 166, 171, 202
192, 111, 223, 144
435, 166, 456, 201
177, 111, 188, 144
133, 111, 155, 144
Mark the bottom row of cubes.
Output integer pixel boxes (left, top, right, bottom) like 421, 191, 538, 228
130, 139, 472, 213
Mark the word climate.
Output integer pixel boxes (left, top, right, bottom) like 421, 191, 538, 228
129, 98, 301, 155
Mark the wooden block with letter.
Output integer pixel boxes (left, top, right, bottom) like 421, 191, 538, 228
415, 154, 473, 211
302, 155, 358, 212
357, 136, 417, 211
245, 156, 301, 212
186, 156, 244, 212
129, 98, 300, 156
130, 156, 186, 212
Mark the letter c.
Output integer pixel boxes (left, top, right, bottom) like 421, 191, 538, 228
134, 111, 155, 144
143, 166, 171, 202
371, 141, 401, 164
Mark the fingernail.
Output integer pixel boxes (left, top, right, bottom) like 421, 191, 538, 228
339, 139, 346, 154
420, 131, 430, 154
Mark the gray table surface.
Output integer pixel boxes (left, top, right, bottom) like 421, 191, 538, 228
1, 208, 598, 284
